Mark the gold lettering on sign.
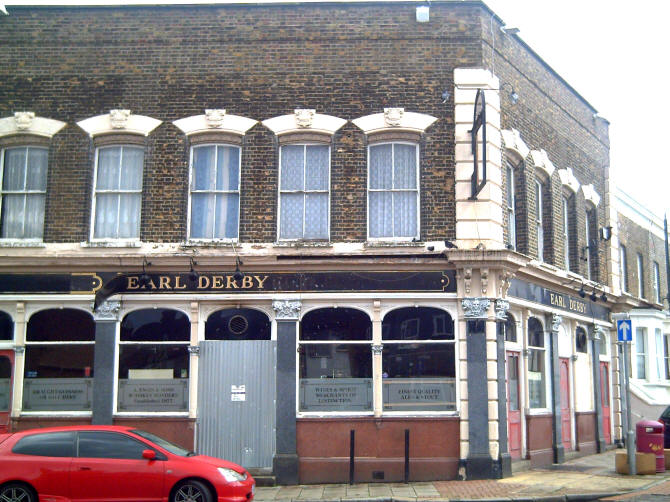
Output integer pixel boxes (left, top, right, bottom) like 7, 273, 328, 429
226, 276, 238, 289
159, 276, 170, 289
255, 275, 269, 288
568, 299, 586, 314
174, 276, 187, 290
241, 276, 253, 288
198, 275, 210, 289
549, 293, 566, 308
127, 276, 140, 290
212, 276, 224, 289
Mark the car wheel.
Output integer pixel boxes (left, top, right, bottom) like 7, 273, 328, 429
0, 483, 36, 502
172, 479, 213, 502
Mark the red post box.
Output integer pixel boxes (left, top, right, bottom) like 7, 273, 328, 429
636, 419, 665, 472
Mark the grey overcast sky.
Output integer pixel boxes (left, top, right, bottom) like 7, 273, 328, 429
2, 0, 667, 219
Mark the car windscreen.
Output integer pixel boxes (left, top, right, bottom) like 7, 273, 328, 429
131, 429, 191, 456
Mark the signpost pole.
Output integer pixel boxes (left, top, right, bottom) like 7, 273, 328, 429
624, 339, 635, 475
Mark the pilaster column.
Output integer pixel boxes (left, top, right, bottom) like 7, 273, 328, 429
372, 301, 383, 418
11, 302, 25, 420
188, 302, 199, 419
591, 325, 605, 453
494, 299, 512, 477
272, 299, 301, 485
92, 300, 121, 425
462, 297, 499, 479
548, 313, 564, 463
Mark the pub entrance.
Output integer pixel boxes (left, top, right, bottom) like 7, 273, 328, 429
0, 351, 13, 433
196, 308, 275, 469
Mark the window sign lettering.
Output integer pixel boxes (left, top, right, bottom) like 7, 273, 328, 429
0, 379, 10, 411
23, 378, 92, 411
300, 378, 372, 411
118, 379, 188, 412
383, 379, 456, 411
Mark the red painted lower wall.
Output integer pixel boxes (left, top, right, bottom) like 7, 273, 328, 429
297, 417, 460, 483
11, 416, 195, 451
526, 413, 553, 467
575, 411, 597, 454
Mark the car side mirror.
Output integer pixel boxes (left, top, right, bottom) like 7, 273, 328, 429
142, 449, 157, 460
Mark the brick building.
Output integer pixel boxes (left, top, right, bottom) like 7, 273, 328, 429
612, 189, 670, 422
0, 0, 646, 484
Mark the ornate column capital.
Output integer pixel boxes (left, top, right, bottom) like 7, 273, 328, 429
187, 345, 200, 355
551, 313, 562, 333
92, 300, 121, 321
590, 325, 603, 340
273, 299, 302, 320
372, 344, 384, 354
494, 299, 510, 320
462, 297, 490, 319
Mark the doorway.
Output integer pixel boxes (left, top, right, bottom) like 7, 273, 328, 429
600, 361, 611, 444
0, 351, 14, 433
559, 357, 572, 451
506, 351, 521, 459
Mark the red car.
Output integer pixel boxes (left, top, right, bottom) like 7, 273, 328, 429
0, 425, 255, 502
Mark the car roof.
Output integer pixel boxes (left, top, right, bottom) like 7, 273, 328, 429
9, 425, 138, 437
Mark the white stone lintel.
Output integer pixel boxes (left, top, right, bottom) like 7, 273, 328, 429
352, 110, 437, 135
0, 113, 66, 138
173, 112, 257, 137
263, 112, 346, 136
77, 112, 162, 138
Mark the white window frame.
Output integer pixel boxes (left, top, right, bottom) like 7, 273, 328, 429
277, 143, 331, 242
90, 145, 144, 243
563, 196, 571, 270
620, 244, 628, 293
367, 142, 420, 242
664, 334, 670, 380
637, 253, 645, 298
0, 145, 49, 242
506, 163, 516, 250
656, 328, 664, 380
654, 261, 661, 303
636, 327, 648, 380
115, 307, 191, 417
527, 318, 551, 412
585, 209, 593, 280
536, 179, 543, 261
187, 143, 241, 242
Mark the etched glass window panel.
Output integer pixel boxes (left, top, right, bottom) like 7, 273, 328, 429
304, 193, 328, 239
192, 146, 216, 191
280, 193, 303, 239
369, 144, 392, 189
281, 145, 304, 191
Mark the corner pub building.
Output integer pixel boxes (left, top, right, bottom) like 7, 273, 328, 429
0, 0, 634, 483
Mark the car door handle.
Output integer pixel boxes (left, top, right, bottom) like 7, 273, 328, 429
79, 466, 92, 471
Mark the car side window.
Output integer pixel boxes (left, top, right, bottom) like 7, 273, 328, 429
77, 431, 154, 459
12, 431, 76, 457
662, 406, 670, 420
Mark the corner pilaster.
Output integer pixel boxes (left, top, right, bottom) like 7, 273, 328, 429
92, 300, 121, 425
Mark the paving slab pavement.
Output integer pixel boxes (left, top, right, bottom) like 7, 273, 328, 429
254, 449, 670, 502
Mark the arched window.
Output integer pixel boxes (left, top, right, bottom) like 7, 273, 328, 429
528, 317, 546, 409
206, 308, 270, 340
576, 326, 588, 353
299, 308, 372, 412
381, 307, 455, 411
497, 313, 517, 343
0, 311, 13, 340
118, 308, 190, 412
24, 308, 95, 411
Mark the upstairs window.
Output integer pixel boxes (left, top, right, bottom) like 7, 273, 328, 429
620, 244, 628, 292
368, 143, 419, 240
506, 162, 516, 250
654, 261, 662, 304
636, 327, 647, 379
279, 144, 329, 241
585, 208, 598, 280
1, 146, 48, 239
562, 195, 574, 271
92, 145, 144, 240
189, 144, 240, 240
535, 179, 543, 261
637, 253, 645, 298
